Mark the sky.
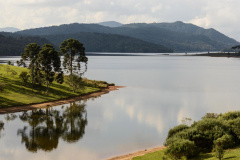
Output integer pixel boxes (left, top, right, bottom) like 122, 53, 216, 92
1, 0, 240, 41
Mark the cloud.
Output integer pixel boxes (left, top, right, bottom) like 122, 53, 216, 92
1, 0, 240, 40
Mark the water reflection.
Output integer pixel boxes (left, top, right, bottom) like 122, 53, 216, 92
2, 56, 240, 160
17, 101, 87, 153
0, 120, 4, 139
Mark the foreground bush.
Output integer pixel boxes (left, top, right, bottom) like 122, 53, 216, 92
19, 71, 30, 83
165, 139, 198, 159
164, 111, 240, 159
66, 74, 84, 92
0, 82, 5, 92
166, 124, 189, 140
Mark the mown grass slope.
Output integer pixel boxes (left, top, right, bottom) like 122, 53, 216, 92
133, 146, 240, 160
0, 64, 108, 107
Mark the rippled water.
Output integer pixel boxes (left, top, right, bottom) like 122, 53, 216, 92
1, 55, 240, 160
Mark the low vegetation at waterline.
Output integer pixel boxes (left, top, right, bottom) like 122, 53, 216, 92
0, 64, 112, 107
133, 146, 240, 160
133, 111, 240, 160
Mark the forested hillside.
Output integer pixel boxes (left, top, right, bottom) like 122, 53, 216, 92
0, 33, 52, 56
45, 32, 173, 53
17, 21, 240, 52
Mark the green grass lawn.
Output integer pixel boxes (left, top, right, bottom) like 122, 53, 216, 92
133, 146, 240, 160
0, 64, 108, 107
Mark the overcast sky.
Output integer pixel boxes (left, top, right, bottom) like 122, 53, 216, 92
1, 0, 240, 40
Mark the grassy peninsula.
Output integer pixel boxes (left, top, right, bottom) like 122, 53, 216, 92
0, 64, 111, 108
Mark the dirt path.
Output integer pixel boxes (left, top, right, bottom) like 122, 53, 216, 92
108, 146, 166, 160
0, 86, 124, 114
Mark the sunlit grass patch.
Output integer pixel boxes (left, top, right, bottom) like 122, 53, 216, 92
0, 64, 109, 107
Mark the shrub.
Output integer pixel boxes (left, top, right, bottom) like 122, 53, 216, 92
11, 70, 17, 77
6, 66, 10, 75
66, 74, 84, 92
7, 61, 12, 65
166, 124, 189, 139
225, 117, 240, 140
0, 82, 5, 92
165, 139, 198, 159
193, 118, 228, 151
82, 78, 109, 88
220, 111, 240, 120
19, 71, 30, 83
214, 134, 234, 149
165, 127, 197, 146
166, 118, 230, 152
202, 113, 219, 119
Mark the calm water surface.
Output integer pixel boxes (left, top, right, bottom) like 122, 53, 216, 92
1, 55, 240, 160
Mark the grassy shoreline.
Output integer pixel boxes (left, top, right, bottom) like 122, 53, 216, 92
0, 64, 113, 108
133, 146, 240, 160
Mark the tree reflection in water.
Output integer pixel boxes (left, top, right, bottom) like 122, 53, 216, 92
17, 101, 87, 152
0, 120, 4, 139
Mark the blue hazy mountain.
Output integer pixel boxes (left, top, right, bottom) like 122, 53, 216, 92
0, 27, 21, 32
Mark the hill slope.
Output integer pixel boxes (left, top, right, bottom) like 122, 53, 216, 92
16, 22, 240, 52
123, 21, 238, 47
0, 27, 21, 32
0, 33, 52, 56
45, 32, 173, 53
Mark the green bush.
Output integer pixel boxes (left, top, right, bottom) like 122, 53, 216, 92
166, 124, 189, 139
165, 139, 198, 159
225, 117, 240, 140
11, 70, 17, 77
0, 82, 5, 92
192, 118, 228, 151
214, 134, 234, 149
6, 66, 10, 75
66, 74, 84, 92
166, 118, 230, 152
202, 113, 219, 119
164, 111, 240, 159
220, 111, 240, 120
19, 71, 30, 83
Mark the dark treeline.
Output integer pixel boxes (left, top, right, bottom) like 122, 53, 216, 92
0, 33, 52, 56
45, 32, 173, 53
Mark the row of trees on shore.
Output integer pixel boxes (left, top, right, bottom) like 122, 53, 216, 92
17, 39, 88, 92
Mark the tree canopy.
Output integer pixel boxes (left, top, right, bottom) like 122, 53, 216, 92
60, 39, 88, 75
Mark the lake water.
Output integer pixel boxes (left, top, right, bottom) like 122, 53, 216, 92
1, 54, 240, 160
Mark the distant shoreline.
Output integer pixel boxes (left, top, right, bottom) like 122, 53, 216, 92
184, 52, 240, 57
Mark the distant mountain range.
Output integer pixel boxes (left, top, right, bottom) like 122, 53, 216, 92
17, 21, 239, 52
0, 27, 21, 32
45, 32, 172, 53
0, 21, 239, 56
